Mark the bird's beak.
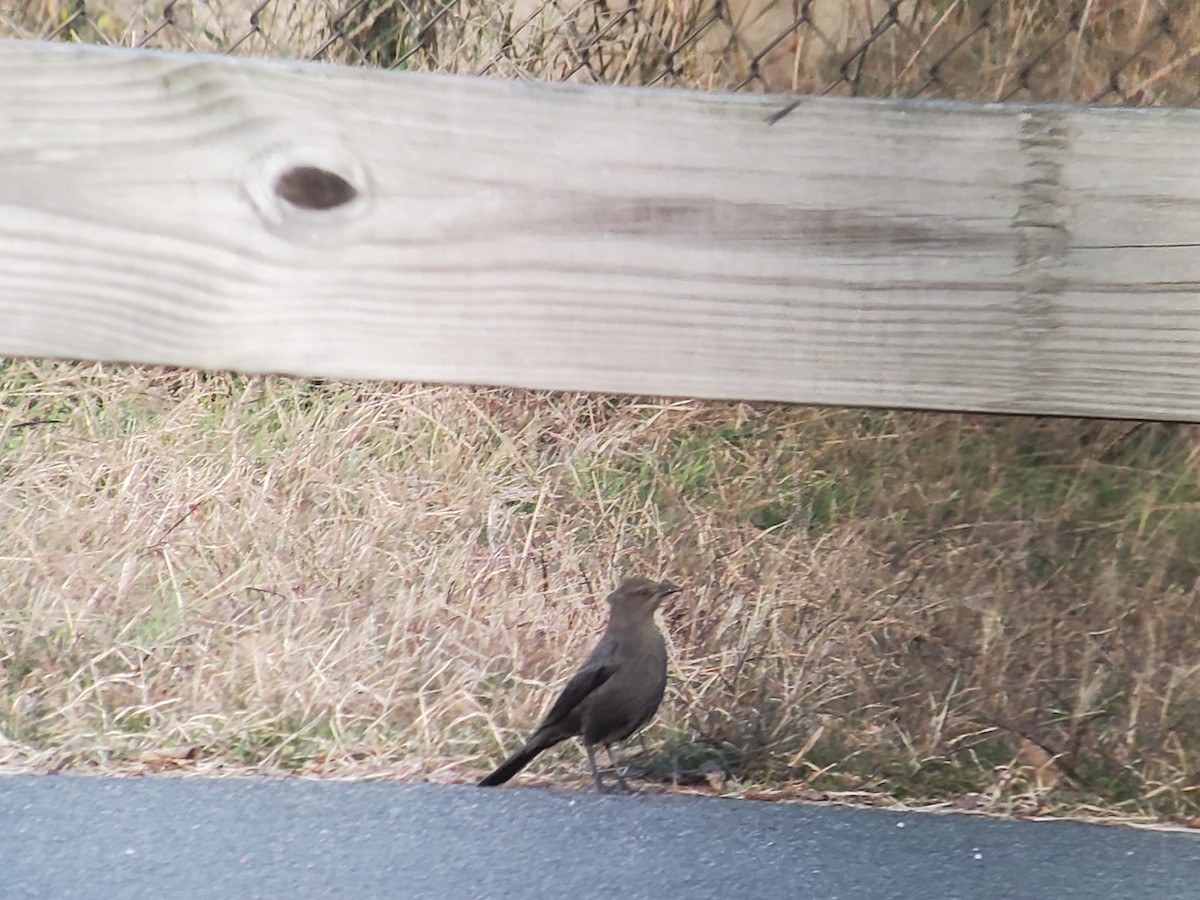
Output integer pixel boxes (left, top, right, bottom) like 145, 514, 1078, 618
657, 582, 682, 598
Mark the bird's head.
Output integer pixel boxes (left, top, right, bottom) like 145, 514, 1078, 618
608, 576, 681, 617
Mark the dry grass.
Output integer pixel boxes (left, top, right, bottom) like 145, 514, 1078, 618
2, 362, 1200, 824
6, 1, 1200, 102
2, 0, 1200, 824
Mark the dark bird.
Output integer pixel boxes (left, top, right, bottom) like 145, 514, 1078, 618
479, 577, 681, 791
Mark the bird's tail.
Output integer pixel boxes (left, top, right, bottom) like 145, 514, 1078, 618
478, 731, 564, 787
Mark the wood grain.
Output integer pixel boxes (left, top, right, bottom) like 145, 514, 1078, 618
3, 40, 1200, 420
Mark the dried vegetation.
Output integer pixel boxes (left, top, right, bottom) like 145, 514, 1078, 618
3, 1, 1200, 823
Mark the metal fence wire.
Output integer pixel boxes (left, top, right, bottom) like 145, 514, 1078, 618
3, 1, 1200, 105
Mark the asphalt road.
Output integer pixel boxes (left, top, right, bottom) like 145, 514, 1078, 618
2, 775, 1198, 898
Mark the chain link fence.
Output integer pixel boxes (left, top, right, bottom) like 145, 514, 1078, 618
3, 1, 1199, 106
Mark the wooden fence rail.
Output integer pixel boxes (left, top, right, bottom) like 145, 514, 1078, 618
2, 40, 1200, 420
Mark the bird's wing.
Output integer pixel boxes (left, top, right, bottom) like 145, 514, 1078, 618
538, 658, 615, 729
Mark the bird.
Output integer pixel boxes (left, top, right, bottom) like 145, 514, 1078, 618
478, 576, 681, 791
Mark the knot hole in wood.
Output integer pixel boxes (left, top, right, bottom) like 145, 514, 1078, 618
274, 165, 358, 210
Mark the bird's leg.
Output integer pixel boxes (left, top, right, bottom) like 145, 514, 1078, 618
606, 744, 631, 793
586, 743, 609, 792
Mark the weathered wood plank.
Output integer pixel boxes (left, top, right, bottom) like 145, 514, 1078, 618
2, 40, 1200, 419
